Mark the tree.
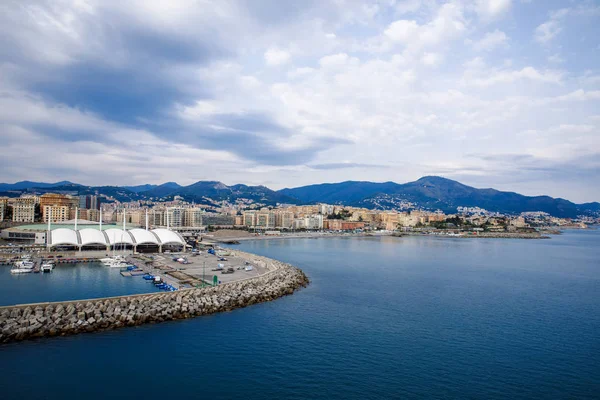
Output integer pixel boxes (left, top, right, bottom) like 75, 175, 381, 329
34, 203, 41, 222
5, 205, 13, 221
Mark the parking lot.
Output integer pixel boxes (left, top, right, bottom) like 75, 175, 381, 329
153, 248, 267, 285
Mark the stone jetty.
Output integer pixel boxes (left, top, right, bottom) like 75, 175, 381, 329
0, 253, 309, 344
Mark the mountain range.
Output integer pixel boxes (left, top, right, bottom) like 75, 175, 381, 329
1, 177, 598, 218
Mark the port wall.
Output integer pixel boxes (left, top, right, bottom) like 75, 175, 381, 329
0, 253, 309, 343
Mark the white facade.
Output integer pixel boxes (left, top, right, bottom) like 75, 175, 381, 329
166, 207, 183, 227
12, 197, 36, 222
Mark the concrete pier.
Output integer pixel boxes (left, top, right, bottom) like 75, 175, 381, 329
0, 253, 309, 344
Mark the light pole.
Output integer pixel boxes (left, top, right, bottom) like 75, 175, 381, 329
203, 261, 206, 288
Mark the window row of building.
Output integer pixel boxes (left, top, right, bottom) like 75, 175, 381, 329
0, 194, 103, 223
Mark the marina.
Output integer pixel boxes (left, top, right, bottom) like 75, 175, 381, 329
0, 240, 276, 307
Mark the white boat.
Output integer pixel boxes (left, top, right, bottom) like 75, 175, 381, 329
106, 260, 128, 268
10, 268, 33, 274
245, 265, 253, 271
41, 262, 54, 272
100, 255, 125, 264
14, 260, 34, 269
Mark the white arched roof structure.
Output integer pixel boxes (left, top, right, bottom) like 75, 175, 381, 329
49, 228, 79, 246
46, 227, 184, 249
105, 228, 134, 245
129, 228, 159, 245
152, 228, 185, 245
79, 228, 107, 246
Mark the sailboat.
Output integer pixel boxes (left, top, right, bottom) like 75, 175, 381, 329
101, 209, 129, 268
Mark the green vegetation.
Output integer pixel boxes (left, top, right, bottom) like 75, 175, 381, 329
327, 208, 352, 220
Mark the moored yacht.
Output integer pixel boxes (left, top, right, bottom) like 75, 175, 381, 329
11, 259, 34, 274
100, 255, 126, 266
41, 262, 54, 272
10, 267, 33, 274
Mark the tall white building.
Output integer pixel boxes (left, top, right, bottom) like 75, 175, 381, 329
306, 214, 324, 230
166, 207, 183, 227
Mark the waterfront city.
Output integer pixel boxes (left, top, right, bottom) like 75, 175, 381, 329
1, 0, 600, 399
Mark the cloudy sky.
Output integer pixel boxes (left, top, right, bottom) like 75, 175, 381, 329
1, 0, 599, 202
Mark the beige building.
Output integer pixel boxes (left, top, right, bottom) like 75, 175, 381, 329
150, 209, 165, 227
184, 208, 204, 227
44, 205, 70, 223
243, 211, 257, 227
12, 197, 36, 222
78, 209, 100, 222
380, 212, 400, 230
0, 197, 8, 221
275, 211, 294, 228
510, 216, 528, 228
256, 211, 275, 228
40, 193, 78, 221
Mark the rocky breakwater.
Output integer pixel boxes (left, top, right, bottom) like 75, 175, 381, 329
0, 259, 309, 344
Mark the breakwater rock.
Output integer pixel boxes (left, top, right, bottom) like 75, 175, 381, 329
0, 258, 309, 344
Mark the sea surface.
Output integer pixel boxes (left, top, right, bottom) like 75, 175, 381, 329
0, 262, 160, 306
1, 230, 599, 399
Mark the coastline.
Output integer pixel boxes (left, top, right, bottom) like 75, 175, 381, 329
0, 251, 309, 344
210, 230, 552, 243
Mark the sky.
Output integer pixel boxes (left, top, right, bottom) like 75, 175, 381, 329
0, 0, 599, 203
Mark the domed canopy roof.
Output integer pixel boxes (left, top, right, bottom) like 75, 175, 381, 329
104, 228, 134, 245
79, 228, 107, 246
49, 228, 79, 246
129, 228, 159, 245
151, 228, 185, 245
45, 228, 184, 248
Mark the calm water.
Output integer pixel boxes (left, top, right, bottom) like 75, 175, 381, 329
0, 262, 160, 306
1, 230, 599, 399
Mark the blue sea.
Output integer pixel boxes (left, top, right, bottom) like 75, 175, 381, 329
0, 262, 160, 306
1, 230, 599, 399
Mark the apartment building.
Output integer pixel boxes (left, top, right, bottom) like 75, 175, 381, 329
243, 211, 257, 227
12, 197, 36, 222
275, 211, 294, 228
40, 193, 78, 221
184, 208, 204, 227
44, 205, 70, 223
166, 207, 183, 228
0, 197, 8, 221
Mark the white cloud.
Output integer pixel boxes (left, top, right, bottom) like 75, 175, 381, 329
1, 0, 600, 201
476, 0, 512, 20
288, 67, 316, 78
464, 65, 563, 87
547, 53, 564, 63
395, 0, 422, 15
551, 89, 600, 103
384, 20, 419, 42
534, 7, 573, 44
534, 20, 562, 44
319, 53, 354, 68
264, 48, 291, 66
472, 29, 509, 51
421, 52, 443, 66
384, 3, 466, 51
